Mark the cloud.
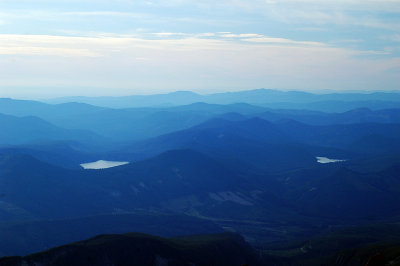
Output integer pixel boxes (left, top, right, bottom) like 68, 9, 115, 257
243, 37, 324, 46
0, 10, 152, 22
0, 46, 98, 57
214, 33, 325, 46
62, 11, 148, 18
387, 34, 400, 42
2, 1, 398, 28
152, 32, 187, 37
219, 33, 263, 38
0, 32, 398, 94
0, 34, 106, 57
137, 0, 400, 16
258, 5, 400, 31
196, 33, 215, 37
0, 33, 328, 57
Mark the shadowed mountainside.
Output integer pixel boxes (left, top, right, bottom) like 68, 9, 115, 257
0, 213, 224, 257
262, 223, 400, 265
0, 232, 264, 266
0, 113, 103, 146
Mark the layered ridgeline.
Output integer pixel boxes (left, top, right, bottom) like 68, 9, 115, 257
1, 104, 399, 169
0, 90, 399, 263
45, 89, 400, 111
1, 95, 400, 142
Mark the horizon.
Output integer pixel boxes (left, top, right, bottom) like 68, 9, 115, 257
2, 88, 400, 101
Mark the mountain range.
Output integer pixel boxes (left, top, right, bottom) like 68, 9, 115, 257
0, 89, 399, 264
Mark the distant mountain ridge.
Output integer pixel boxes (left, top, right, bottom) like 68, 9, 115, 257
43, 89, 400, 111
2, 96, 400, 143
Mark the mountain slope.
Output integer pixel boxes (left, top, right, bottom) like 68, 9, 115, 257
0, 113, 102, 146
0, 232, 264, 266
280, 163, 400, 219
0, 213, 224, 257
255, 108, 400, 125
0, 154, 100, 220
263, 223, 400, 265
0, 150, 274, 221
125, 117, 399, 173
0, 141, 98, 169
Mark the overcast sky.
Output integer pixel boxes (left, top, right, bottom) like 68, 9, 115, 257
0, 0, 399, 98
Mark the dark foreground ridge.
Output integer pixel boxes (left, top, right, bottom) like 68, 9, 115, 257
2, 227, 400, 266
0, 232, 264, 266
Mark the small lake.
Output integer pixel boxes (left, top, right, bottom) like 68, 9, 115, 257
316, 157, 346, 164
80, 160, 129, 169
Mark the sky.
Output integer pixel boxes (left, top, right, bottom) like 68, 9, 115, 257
0, 0, 399, 98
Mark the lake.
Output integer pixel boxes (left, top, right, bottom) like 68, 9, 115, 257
80, 160, 129, 169
316, 156, 346, 164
